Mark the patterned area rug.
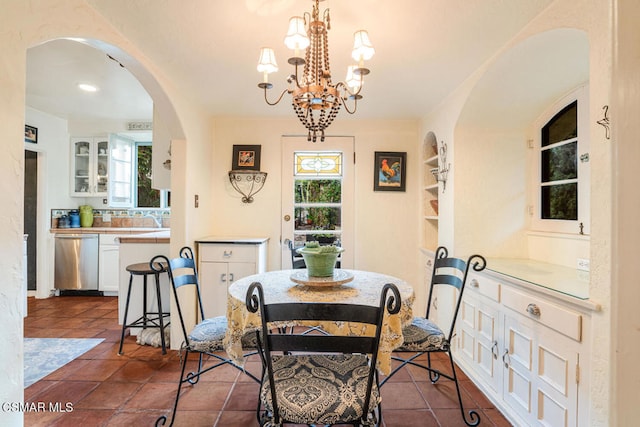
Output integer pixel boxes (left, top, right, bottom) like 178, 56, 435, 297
24, 338, 104, 387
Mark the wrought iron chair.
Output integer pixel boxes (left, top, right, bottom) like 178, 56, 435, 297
246, 281, 401, 427
154, 247, 259, 427
287, 239, 306, 269
380, 246, 486, 427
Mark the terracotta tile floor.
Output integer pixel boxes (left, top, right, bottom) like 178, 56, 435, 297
23, 296, 512, 426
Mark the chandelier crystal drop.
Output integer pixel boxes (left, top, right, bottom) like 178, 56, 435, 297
257, 0, 374, 142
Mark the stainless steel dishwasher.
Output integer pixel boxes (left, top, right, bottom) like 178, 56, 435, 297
54, 234, 99, 290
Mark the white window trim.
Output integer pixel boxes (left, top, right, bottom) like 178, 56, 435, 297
530, 85, 590, 235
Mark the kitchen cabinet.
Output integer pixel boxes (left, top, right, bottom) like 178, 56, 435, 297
197, 237, 268, 317
98, 234, 126, 293
71, 137, 109, 196
455, 269, 594, 427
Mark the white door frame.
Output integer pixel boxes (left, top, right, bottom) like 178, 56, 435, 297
280, 135, 355, 269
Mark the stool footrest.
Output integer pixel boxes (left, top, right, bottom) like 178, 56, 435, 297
124, 315, 171, 330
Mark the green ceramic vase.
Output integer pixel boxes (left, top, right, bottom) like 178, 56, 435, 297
79, 205, 94, 228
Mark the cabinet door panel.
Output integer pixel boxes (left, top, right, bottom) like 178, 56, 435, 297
227, 262, 256, 284
200, 261, 257, 318
458, 298, 476, 363
199, 262, 229, 318
477, 339, 496, 381
506, 366, 532, 414
537, 389, 569, 427
503, 315, 534, 421
99, 245, 120, 292
535, 327, 579, 427
475, 305, 500, 392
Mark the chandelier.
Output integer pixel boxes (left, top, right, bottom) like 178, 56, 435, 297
257, 0, 374, 142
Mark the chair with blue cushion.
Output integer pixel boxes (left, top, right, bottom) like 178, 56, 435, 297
246, 280, 401, 427
380, 246, 486, 427
153, 246, 259, 427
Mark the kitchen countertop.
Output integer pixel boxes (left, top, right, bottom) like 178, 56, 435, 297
51, 227, 169, 234
484, 257, 601, 311
51, 227, 170, 243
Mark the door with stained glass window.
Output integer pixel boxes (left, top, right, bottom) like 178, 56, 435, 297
281, 136, 354, 269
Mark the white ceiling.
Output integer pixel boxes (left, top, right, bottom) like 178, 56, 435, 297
26, 0, 555, 123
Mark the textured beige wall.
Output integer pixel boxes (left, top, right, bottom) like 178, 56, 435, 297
611, 0, 640, 424
209, 117, 421, 287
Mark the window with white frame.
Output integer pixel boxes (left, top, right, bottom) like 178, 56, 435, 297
135, 142, 170, 208
531, 86, 589, 234
292, 151, 343, 246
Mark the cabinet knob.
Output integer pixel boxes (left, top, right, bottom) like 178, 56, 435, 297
223, 250, 233, 258
220, 273, 226, 283
526, 303, 541, 317
470, 279, 479, 288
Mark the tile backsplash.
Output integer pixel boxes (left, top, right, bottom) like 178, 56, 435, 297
51, 208, 170, 229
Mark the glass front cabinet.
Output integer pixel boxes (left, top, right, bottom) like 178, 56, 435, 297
71, 137, 109, 197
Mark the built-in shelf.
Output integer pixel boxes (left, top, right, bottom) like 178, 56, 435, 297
424, 155, 438, 166
424, 183, 438, 192
422, 133, 439, 251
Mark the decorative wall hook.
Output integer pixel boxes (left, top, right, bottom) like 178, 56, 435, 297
430, 141, 450, 191
596, 105, 610, 140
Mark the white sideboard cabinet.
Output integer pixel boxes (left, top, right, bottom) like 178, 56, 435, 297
454, 261, 599, 427
196, 237, 268, 317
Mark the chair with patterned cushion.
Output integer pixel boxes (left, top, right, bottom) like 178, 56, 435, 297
380, 246, 486, 427
246, 281, 401, 427
154, 247, 259, 427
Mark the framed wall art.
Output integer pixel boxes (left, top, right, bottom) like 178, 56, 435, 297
231, 145, 261, 171
373, 151, 406, 192
25, 125, 38, 144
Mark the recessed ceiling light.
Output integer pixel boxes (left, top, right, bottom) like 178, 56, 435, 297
77, 83, 99, 92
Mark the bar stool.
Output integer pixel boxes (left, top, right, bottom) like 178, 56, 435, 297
118, 260, 170, 355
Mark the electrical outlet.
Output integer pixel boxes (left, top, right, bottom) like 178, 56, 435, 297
103, 213, 111, 222
577, 258, 590, 272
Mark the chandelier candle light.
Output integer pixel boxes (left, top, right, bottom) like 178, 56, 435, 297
257, 0, 374, 142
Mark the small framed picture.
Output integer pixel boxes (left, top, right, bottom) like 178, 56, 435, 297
231, 145, 261, 171
373, 151, 407, 192
25, 125, 38, 144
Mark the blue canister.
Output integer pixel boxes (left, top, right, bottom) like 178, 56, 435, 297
69, 210, 80, 228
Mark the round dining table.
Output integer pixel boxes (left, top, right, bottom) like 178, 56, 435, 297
224, 269, 415, 375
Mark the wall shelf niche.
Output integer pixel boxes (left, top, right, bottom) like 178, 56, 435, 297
421, 132, 439, 250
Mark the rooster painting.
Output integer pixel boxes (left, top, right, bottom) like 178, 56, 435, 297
380, 158, 401, 180
374, 152, 406, 191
